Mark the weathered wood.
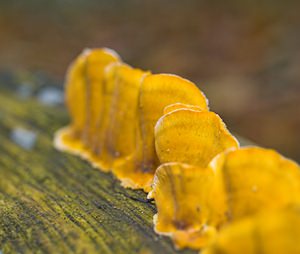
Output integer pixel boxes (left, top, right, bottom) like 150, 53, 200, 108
0, 75, 198, 254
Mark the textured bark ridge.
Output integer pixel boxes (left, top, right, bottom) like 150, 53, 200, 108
0, 75, 196, 254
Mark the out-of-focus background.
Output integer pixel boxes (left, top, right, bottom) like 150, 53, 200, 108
0, 0, 299, 162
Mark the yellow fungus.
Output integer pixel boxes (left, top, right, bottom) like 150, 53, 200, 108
54, 48, 120, 161
82, 49, 121, 146
148, 162, 216, 249
91, 63, 150, 170
54, 49, 300, 253
209, 147, 300, 225
155, 109, 239, 168
202, 206, 300, 254
114, 74, 208, 191
150, 147, 300, 249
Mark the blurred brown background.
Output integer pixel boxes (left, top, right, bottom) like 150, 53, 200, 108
0, 0, 299, 162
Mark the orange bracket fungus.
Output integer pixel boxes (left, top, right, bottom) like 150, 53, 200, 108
148, 162, 217, 250
154, 108, 239, 167
90, 63, 150, 171
116, 74, 208, 191
54, 47, 300, 253
54, 48, 120, 159
208, 147, 300, 223
202, 206, 300, 254
55, 48, 208, 192
149, 146, 300, 250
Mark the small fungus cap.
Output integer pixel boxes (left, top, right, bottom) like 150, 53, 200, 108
155, 108, 239, 168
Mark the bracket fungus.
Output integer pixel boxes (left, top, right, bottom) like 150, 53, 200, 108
202, 206, 300, 254
149, 147, 300, 249
148, 162, 217, 249
55, 49, 208, 192
89, 63, 150, 171
154, 108, 239, 167
116, 74, 208, 191
54, 48, 300, 253
54, 48, 120, 159
208, 147, 300, 223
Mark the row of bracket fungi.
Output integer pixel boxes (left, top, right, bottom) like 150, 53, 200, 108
54, 48, 300, 254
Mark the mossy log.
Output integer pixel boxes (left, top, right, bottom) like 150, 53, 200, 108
0, 73, 251, 254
